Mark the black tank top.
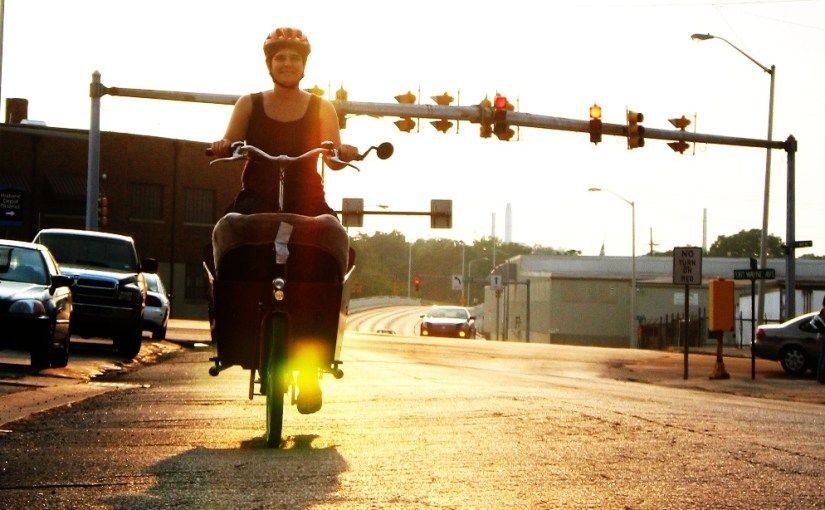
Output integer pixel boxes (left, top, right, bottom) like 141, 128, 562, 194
240, 92, 333, 216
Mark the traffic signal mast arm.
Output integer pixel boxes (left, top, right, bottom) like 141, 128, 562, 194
94, 84, 789, 152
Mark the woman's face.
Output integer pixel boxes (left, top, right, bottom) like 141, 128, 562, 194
270, 49, 305, 87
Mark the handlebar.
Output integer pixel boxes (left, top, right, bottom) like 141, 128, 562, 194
207, 141, 393, 171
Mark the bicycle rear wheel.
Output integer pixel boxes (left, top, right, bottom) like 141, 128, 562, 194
265, 316, 288, 448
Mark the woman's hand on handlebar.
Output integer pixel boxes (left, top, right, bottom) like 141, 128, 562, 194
210, 138, 233, 158
336, 144, 360, 162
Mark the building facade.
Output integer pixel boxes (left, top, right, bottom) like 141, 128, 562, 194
1, 123, 243, 318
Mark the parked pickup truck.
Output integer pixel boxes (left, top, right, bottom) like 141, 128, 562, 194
33, 228, 157, 359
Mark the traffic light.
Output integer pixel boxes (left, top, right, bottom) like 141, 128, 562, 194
667, 115, 691, 154
479, 97, 492, 138
589, 103, 602, 144
430, 92, 454, 133
414, 275, 421, 292
626, 110, 645, 149
394, 117, 416, 132
335, 86, 348, 129
394, 91, 416, 133
98, 193, 108, 227
492, 94, 515, 141
305, 84, 324, 97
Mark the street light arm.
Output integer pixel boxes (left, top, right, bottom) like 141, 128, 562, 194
588, 187, 633, 207
692, 33, 772, 75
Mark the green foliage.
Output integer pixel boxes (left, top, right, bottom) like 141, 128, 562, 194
348, 231, 575, 303
707, 229, 784, 258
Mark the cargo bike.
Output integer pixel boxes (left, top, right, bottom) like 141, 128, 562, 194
204, 140, 392, 447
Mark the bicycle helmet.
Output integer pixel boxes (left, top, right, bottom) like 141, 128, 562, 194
264, 27, 311, 64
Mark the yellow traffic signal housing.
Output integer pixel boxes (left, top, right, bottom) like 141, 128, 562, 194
589, 103, 602, 144
708, 278, 734, 331
626, 110, 645, 149
668, 140, 690, 154
395, 117, 416, 132
478, 96, 492, 138
335, 86, 348, 129
492, 94, 515, 141
430, 119, 453, 133
305, 85, 324, 97
394, 91, 416, 104
431, 92, 454, 106
98, 193, 109, 227
668, 115, 692, 154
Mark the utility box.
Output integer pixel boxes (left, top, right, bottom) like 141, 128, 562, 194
709, 278, 734, 331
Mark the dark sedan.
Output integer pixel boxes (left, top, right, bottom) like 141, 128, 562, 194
420, 306, 476, 339
0, 240, 74, 368
754, 312, 822, 376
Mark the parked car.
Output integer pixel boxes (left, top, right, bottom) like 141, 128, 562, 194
754, 312, 822, 376
420, 305, 476, 339
143, 273, 170, 339
0, 239, 74, 368
33, 229, 157, 359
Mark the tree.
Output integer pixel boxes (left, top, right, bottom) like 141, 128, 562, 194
707, 229, 784, 258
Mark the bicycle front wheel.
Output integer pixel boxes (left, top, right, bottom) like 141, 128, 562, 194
265, 316, 288, 448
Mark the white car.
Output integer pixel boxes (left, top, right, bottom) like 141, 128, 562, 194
142, 273, 170, 339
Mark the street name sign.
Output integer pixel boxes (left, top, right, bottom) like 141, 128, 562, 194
672, 247, 703, 285
733, 268, 776, 280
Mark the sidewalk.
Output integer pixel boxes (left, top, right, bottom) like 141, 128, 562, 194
605, 346, 824, 406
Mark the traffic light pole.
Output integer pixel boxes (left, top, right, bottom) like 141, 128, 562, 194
89, 79, 799, 316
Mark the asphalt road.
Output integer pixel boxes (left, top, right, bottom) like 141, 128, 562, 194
0, 310, 823, 509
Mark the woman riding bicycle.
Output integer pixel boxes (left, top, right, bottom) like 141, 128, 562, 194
210, 27, 358, 216
209, 27, 357, 414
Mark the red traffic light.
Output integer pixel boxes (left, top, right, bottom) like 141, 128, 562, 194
414, 275, 421, 291
494, 94, 508, 110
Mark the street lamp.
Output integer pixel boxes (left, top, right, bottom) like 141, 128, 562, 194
691, 32, 775, 323
588, 187, 637, 348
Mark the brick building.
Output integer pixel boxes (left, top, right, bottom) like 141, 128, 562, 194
1, 123, 243, 318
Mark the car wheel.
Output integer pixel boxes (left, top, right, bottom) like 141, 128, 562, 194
779, 346, 808, 376
49, 334, 70, 368
30, 338, 50, 369
114, 329, 142, 359
30, 323, 54, 369
152, 318, 168, 340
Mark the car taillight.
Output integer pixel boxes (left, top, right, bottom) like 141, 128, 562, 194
756, 328, 764, 338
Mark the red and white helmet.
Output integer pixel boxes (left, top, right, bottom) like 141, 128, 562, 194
263, 27, 311, 63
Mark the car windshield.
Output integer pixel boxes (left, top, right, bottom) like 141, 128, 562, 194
37, 233, 138, 272
428, 308, 469, 319
0, 246, 48, 285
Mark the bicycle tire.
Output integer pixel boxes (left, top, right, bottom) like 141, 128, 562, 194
265, 315, 288, 448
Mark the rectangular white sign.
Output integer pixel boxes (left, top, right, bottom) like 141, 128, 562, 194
672, 247, 703, 285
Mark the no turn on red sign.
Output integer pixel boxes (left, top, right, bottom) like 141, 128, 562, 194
672, 247, 703, 285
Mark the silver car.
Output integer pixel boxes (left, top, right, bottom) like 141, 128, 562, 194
754, 312, 822, 376
142, 273, 170, 339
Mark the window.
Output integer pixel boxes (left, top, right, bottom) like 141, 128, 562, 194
184, 188, 215, 226
184, 263, 208, 301
130, 183, 163, 221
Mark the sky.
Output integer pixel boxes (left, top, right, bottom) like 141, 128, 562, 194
2, 0, 824, 258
